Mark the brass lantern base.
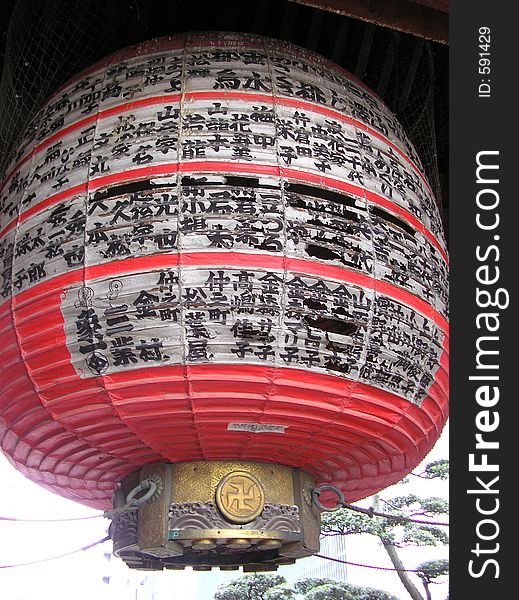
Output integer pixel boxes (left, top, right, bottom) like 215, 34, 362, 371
108, 461, 321, 570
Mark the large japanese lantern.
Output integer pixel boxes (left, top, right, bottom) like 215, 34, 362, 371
0, 33, 448, 570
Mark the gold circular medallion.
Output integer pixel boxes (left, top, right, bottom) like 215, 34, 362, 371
215, 471, 266, 524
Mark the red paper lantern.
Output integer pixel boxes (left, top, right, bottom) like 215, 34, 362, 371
0, 33, 448, 511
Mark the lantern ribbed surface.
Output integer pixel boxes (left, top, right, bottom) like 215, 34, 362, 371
0, 33, 448, 509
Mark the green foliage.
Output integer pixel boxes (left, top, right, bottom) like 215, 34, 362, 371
294, 578, 335, 594
214, 457, 449, 600
322, 475, 449, 549
303, 581, 400, 600
303, 582, 353, 600
345, 582, 399, 600
321, 511, 395, 542
415, 559, 449, 584
265, 585, 296, 600
321, 510, 449, 547
416, 497, 449, 515
345, 584, 401, 600
417, 460, 449, 480
320, 459, 449, 600
384, 495, 449, 516
400, 523, 449, 547
214, 574, 401, 600
214, 574, 286, 600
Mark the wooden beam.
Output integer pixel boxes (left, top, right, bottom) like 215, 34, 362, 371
288, 0, 448, 44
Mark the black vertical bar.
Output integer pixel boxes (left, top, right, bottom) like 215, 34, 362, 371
354, 23, 375, 80
331, 17, 350, 64
280, 0, 296, 40
398, 37, 424, 111
377, 31, 400, 98
450, 1, 513, 598
305, 8, 324, 50
252, 0, 269, 34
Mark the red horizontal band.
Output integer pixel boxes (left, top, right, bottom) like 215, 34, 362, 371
0, 34, 449, 512
3, 251, 448, 332
2, 90, 432, 200
0, 160, 447, 263
0, 93, 183, 189
0, 246, 448, 508
1, 260, 448, 495
39, 94, 183, 155
187, 90, 433, 197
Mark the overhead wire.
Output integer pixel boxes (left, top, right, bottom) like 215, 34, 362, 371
0, 539, 439, 572
316, 553, 434, 573
0, 536, 110, 569
0, 514, 103, 522
0, 504, 449, 526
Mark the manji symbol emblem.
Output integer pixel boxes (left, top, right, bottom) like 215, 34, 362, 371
215, 471, 266, 524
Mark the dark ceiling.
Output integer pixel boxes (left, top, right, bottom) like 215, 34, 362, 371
0, 0, 448, 230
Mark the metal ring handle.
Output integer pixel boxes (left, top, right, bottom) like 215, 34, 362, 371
126, 479, 157, 507
312, 484, 346, 512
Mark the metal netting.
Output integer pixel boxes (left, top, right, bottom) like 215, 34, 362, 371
0, 0, 447, 211
0, 0, 128, 175
360, 28, 443, 204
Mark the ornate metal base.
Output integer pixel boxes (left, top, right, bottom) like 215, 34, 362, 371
107, 461, 321, 570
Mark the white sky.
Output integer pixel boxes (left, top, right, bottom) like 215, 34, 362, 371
336, 421, 449, 600
0, 421, 448, 600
